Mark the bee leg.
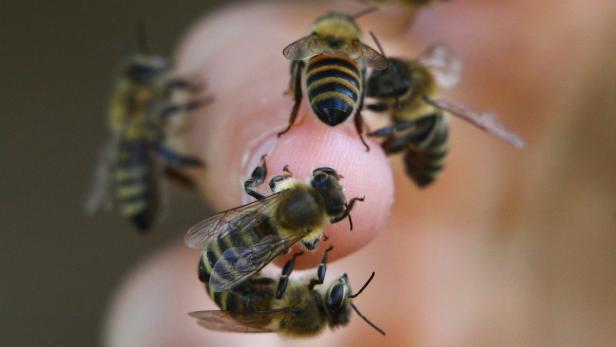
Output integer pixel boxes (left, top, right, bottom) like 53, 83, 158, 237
330, 196, 365, 229
276, 251, 304, 299
354, 70, 370, 152
366, 103, 390, 112
354, 111, 370, 152
278, 61, 305, 137
157, 146, 204, 167
308, 245, 334, 290
160, 97, 212, 118
368, 119, 419, 138
244, 155, 268, 200
376, 115, 440, 153
163, 166, 197, 190
268, 167, 293, 192
165, 78, 206, 93
164, 78, 192, 91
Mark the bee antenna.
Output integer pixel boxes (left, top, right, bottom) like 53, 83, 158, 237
353, 6, 380, 19
351, 303, 386, 336
369, 31, 386, 58
135, 22, 151, 54
350, 271, 375, 298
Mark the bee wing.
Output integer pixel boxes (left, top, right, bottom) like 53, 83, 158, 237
283, 35, 325, 61
184, 192, 284, 249
209, 233, 304, 292
426, 97, 526, 149
84, 138, 116, 214
189, 308, 296, 333
417, 43, 462, 89
360, 43, 389, 70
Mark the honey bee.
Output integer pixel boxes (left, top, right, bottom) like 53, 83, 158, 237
366, 41, 525, 187
85, 27, 208, 232
190, 246, 385, 336
185, 155, 364, 292
279, 10, 389, 150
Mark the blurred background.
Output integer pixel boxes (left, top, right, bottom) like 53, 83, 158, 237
0, 1, 217, 345
1, 0, 615, 346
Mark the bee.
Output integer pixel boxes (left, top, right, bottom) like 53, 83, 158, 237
190, 246, 385, 336
184, 155, 364, 292
85, 27, 208, 232
279, 10, 389, 151
365, 41, 525, 187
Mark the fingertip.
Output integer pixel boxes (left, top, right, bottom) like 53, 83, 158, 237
265, 116, 394, 269
175, 3, 395, 268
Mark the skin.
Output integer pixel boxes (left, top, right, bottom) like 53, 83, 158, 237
104, 1, 616, 346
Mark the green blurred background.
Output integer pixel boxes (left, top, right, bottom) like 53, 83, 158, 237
1, 1, 217, 345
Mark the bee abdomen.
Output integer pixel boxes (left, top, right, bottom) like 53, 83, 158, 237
114, 140, 158, 231
403, 123, 449, 188
306, 55, 361, 126
199, 216, 276, 289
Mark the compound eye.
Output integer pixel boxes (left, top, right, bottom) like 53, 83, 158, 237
312, 173, 328, 188
313, 167, 337, 177
326, 283, 345, 311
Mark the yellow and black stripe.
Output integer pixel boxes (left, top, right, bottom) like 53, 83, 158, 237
305, 54, 361, 126
403, 114, 449, 187
114, 139, 158, 231
198, 214, 279, 311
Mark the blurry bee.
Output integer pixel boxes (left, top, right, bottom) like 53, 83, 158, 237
366, 41, 525, 187
184, 155, 364, 292
85, 26, 209, 232
280, 10, 389, 150
190, 246, 385, 336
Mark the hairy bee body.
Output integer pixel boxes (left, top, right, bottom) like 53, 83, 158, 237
108, 60, 167, 229
369, 59, 450, 187
194, 271, 349, 336
306, 54, 362, 125
185, 159, 363, 293
281, 11, 388, 148
193, 262, 383, 336
367, 46, 524, 187
113, 139, 160, 229
86, 54, 205, 232
398, 114, 449, 187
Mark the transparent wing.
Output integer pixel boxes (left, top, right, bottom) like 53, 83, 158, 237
209, 233, 305, 292
189, 308, 296, 333
360, 43, 389, 70
425, 97, 525, 149
184, 192, 283, 249
283, 35, 324, 61
417, 43, 462, 89
84, 138, 116, 214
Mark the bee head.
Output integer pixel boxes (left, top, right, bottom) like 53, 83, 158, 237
324, 274, 353, 327
311, 12, 361, 51
124, 54, 168, 83
324, 272, 386, 335
366, 58, 412, 98
310, 167, 346, 217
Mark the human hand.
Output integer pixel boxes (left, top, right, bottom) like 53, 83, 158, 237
104, 1, 615, 346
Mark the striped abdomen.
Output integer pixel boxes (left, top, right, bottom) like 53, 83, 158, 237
402, 114, 449, 188
306, 54, 361, 126
198, 212, 278, 311
114, 139, 158, 231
